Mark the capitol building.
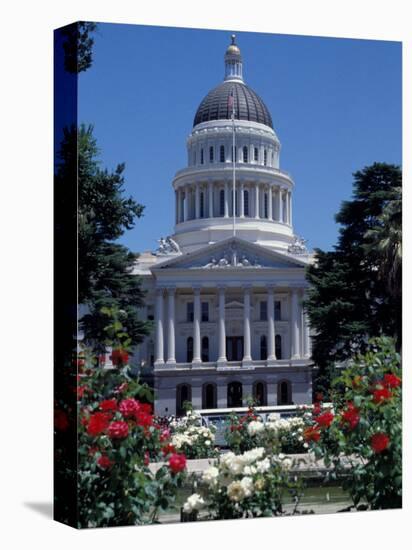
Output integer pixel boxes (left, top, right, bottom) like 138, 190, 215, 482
133, 36, 314, 416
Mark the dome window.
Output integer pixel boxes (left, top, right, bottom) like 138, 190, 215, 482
244, 189, 249, 216
200, 192, 205, 218
264, 193, 268, 218
243, 146, 248, 163
200, 148, 204, 164
254, 147, 259, 162
220, 145, 225, 162
263, 149, 267, 166
209, 146, 214, 163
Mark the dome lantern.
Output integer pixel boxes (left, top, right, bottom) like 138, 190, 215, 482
224, 34, 243, 82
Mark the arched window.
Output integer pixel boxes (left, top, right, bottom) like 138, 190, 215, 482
200, 148, 204, 164
176, 384, 192, 416
253, 381, 267, 406
278, 380, 291, 405
227, 381, 243, 408
220, 145, 225, 162
187, 337, 193, 363
264, 193, 268, 218
244, 189, 249, 216
254, 147, 259, 162
243, 146, 248, 163
201, 336, 209, 362
200, 192, 205, 218
202, 383, 216, 409
219, 189, 225, 216
260, 335, 267, 360
275, 334, 282, 359
263, 149, 267, 166
209, 146, 214, 163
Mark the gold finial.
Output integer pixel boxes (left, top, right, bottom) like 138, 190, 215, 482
226, 34, 240, 56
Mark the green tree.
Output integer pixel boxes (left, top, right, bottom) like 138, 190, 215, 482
61, 22, 97, 73
305, 163, 402, 391
55, 124, 150, 351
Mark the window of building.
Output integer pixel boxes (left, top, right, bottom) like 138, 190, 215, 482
220, 145, 225, 162
186, 337, 193, 363
209, 146, 214, 163
264, 149, 267, 166
201, 336, 209, 362
260, 335, 267, 360
253, 381, 267, 406
235, 189, 239, 216
278, 379, 291, 405
186, 302, 194, 322
243, 146, 248, 163
200, 192, 204, 218
244, 189, 249, 216
264, 193, 268, 218
274, 300, 281, 321
254, 147, 259, 162
227, 381, 242, 408
260, 301, 267, 321
231, 145, 237, 162
200, 148, 204, 164
219, 189, 225, 216
177, 384, 192, 416
201, 301, 209, 322
275, 334, 282, 359
202, 383, 216, 409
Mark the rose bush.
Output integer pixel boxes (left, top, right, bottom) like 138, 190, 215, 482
302, 337, 401, 510
224, 408, 306, 454
168, 409, 218, 459
182, 447, 301, 520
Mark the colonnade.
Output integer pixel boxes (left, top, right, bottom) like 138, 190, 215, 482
175, 182, 292, 225
154, 285, 310, 366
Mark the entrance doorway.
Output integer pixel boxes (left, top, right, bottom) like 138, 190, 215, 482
226, 336, 244, 361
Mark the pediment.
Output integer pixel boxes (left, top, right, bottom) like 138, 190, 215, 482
152, 237, 307, 272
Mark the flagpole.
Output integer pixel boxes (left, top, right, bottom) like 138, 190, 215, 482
232, 102, 236, 238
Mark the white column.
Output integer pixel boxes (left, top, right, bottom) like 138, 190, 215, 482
289, 191, 293, 226
242, 286, 252, 364
192, 287, 201, 364
240, 182, 244, 218
279, 188, 284, 223
166, 287, 176, 364
290, 289, 300, 359
154, 288, 164, 365
208, 181, 214, 218
217, 287, 226, 364
224, 182, 229, 218
254, 183, 260, 219
267, 286, 276, 362
268, 186, 273, 220
195, 185, 200, 219
303, 310, 311, 358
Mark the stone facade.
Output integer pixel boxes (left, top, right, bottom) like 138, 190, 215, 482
131, 36, 314, 415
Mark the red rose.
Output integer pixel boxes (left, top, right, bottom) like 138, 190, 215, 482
136, 411, 154, 428
371, 433, 390, 453
97, 455, 113, 469
119, 398, 140, 418
303, 426, 321, 442
373, 387, 392, 404
88, 446, 99, 456
162, 443, 175, 456
87, 412, 111, 436
382, 373, 401, 388
169, 453, 187, 474
99, 399, 117, 412
77, 385, 90, 399
54, 409, 69, 431
316, 411, 334, 429
160, 429, 171, 442
111, 349, 129, 366
139, 403, 153, 415
107, 421, 129, 439
341, 402, 360, 430
313, 402, 322, 416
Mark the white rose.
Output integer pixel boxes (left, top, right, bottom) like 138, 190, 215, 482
183, 493, 205, 513
202, 466, 219, 486
227, 481, 246, 502
240, 477, 254, 498
256, 457, 270, 473
247, 421, 265, 437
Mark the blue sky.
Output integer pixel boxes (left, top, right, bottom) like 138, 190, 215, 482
78, 23, 401, 253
